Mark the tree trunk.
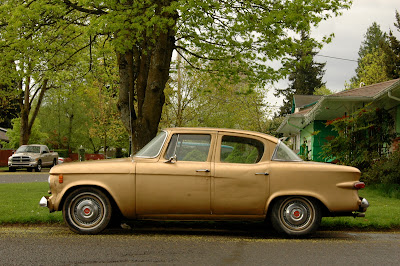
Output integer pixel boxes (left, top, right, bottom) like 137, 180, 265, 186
117, 11, 176, 153
19, 77, 48, 145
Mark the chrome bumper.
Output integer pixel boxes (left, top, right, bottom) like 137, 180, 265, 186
359, 197, 369, 212
39, 196, 48, 207
353, 197, 369, 217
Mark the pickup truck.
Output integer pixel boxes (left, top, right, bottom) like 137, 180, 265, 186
8, 144, 58, 172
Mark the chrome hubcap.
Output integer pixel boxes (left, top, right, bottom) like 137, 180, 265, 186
70, 194, 104, 228
281, 198, 313, 231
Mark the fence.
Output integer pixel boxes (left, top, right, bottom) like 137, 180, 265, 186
0, 150, 13, 167
0, 150, 105, 166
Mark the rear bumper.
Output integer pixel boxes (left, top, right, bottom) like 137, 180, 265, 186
359, 197, 369, 212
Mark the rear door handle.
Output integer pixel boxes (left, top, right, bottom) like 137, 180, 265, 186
255, 172, 269, 175
196, 169, 210, 172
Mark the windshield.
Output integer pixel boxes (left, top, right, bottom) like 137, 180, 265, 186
16, 146, 40, 153
272, 141, 302, 162
134, 131, 167, 158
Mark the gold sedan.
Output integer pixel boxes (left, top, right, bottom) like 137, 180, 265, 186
39, 128, 369, 236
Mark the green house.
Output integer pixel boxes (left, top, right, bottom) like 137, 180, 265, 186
277, 79, 400, 161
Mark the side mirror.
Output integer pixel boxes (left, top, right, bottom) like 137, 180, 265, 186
164, 154, 177, 164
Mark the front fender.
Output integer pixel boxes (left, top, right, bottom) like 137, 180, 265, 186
49, 173, 136, 219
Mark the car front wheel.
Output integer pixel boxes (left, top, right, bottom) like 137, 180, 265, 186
35, 161, 42, 172
270, 196, 321, 237
63, 187, 112, 234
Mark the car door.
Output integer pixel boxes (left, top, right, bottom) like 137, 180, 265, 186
212, 133, 270, 215
136, 132, 215, 216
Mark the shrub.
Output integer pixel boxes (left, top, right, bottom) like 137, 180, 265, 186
363, 150, 400, 185
322, 103, 395, 172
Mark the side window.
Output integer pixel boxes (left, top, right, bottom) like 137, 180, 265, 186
165, 134, 211, 162
220, 135, 264, 164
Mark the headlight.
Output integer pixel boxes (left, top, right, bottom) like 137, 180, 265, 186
30, 157, 36, 162
48, 175, 51, 184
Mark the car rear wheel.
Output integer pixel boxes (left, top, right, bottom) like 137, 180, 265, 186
63, 187, 112, 234
270, 196, 321, 237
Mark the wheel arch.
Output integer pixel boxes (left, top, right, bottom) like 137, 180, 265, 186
265, 193, 330, 219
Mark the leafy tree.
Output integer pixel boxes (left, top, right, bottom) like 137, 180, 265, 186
0, 0, 90, 145
4, 118, 48, 149
58, 0, 352, 152
357, 22, 386, 59
275, 31, 326, 115
356, 49, 391, 85
314, 85, 333, 95
161, 67, 271, 133
0, 84, 19, 128
347, 19, 400, 88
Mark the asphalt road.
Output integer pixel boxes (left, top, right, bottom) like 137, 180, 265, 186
0, 169, 49, 183
0, 225, 399, 265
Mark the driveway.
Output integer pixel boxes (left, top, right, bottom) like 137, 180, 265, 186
0, 169, 49, 183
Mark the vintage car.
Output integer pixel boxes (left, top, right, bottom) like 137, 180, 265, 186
39, 127, 369, 236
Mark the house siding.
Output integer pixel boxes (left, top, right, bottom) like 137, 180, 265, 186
298, 121, 336, 162
312, 121, 337, 162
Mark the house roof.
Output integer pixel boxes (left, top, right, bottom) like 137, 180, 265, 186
0, 127, 9, 142
330, 79, 400, 98
293, 95, 323, 109
277, 79, 400, 135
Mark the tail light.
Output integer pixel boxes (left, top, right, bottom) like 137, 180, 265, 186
354, 182, 365, 189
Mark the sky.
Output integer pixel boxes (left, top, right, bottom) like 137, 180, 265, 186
269, 0, 400, 109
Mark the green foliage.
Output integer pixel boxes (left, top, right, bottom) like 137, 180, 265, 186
363, 150, 400, 185
5, 118, 48, 149
348, 14, 400, 89
313, 85, 333, 96
322, 104, 395, 171
161, 67, 271, 133
275, 32, 326, 116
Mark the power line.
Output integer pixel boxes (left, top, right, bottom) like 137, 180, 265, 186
316, 54, 357, 62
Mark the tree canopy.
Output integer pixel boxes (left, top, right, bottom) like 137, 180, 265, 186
275, 31, 326, 116
347, 13, 400, 89
1, 0, 353, 151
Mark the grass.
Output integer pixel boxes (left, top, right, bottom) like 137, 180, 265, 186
0, 182, 399, 230
0, 182, 63, 224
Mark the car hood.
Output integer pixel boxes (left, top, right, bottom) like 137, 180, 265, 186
50, 158, 135, 175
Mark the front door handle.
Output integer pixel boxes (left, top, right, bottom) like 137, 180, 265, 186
196, 169, 210, 172
255, 172, 269, 175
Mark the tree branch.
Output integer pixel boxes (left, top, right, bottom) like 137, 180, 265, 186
62, 0, 107, 15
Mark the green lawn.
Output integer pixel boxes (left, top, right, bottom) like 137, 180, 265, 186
0, 182, 399, 230
0, 182, 63, 224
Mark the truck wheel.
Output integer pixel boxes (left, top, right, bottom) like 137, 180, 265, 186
35, 161, 42, 172
270, 196, 321, 237
63, 187, 112, 234
52, 158, 57, 167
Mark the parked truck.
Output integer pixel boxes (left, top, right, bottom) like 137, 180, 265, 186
8, 144, 58, 172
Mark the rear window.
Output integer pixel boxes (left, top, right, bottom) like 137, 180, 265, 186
272, 141, 302, 162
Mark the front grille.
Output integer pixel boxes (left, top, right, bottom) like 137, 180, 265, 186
12, 156, 31, 163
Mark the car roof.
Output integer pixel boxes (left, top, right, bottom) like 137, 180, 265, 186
163, 127, 279, 144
